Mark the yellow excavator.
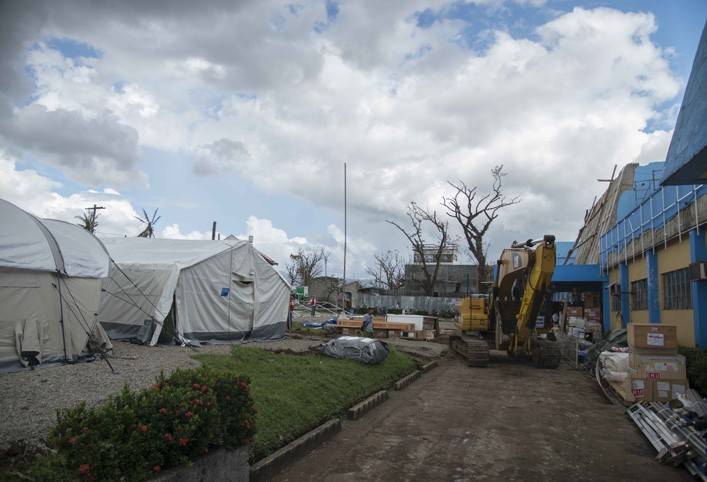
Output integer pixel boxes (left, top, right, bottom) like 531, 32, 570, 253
450, 235, 560, 368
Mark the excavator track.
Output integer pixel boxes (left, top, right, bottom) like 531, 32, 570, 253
450, 335, 490, 367
531, 338, 561, 369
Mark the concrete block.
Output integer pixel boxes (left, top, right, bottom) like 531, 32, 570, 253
347, 390, 389, 420
250, 418, 341, 481
152, 446, 249, 482
420, 360, 438, 373
394, 370, 421, 390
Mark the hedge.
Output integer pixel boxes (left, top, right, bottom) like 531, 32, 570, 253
31, 367, 255, 482
679, 346, 707, 397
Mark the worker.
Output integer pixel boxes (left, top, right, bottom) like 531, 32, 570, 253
287, 296, 295, 329
362, 307, 374, 336
309, 296, 317, 317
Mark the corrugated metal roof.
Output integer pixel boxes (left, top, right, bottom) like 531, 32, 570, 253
662, 21, 707, 185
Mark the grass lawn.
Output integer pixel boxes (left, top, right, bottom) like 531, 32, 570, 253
194, 346, 417, 460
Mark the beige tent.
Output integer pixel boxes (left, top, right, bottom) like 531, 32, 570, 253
0, 199, 112, 372
98, 237, 290, 345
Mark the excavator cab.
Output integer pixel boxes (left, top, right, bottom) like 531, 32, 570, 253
451, 235, 561, 368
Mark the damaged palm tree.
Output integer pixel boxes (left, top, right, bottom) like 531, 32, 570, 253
135, 208, 161, 238
76, 210, 100, 234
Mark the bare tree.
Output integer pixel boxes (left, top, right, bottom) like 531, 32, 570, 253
442, 165, 520, 283
387, 202, 450, 296
366, 250, 406, 292
286, 247, 325, 286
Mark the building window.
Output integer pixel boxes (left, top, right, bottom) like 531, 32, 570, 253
662, 268, 692, 310
631, 279, 648, 310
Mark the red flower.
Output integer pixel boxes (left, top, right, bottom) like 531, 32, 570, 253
158, 407, 168, 414
153, 465, 162, 473
68, 436, 77, 445
179, 437, 189, 446
79, 463, 91, 475
184, 411, 193, 418
163, 433, 175, 442
138, 424, 149, 433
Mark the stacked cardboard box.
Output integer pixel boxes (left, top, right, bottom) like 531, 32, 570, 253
584, 307, 601, 322
582, 292, 601, 308
621, 323, 688, 402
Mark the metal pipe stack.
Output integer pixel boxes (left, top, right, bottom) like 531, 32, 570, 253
627, 400, 707, 481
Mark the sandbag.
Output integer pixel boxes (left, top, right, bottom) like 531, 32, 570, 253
320, 336, 389, 364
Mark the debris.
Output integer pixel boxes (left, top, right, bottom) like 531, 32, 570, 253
627, 400, 707, 480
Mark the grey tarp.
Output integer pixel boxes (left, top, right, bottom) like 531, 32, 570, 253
320, 336, 390, 364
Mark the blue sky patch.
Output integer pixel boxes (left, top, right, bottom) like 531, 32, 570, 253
45, 37, 101, 59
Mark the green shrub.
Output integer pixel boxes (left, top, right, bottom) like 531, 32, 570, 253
32, 368, 255, 482
679, 346, 707, 396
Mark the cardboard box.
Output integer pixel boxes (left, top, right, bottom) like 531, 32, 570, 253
652, 378, 689, 402
582, 293, 601, 308
627, 323, 677, 352
629, 353, 686, 379
566, 306, 583, 317
584, 308, 601, 321
620, 377, 646, 402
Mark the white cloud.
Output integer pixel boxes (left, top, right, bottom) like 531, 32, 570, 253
0, 2, 687, 264
160, 223, 212, 240
0, 150, 143, 236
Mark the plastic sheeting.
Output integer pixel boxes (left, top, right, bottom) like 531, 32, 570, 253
320, 336, 390, 364
98, 238, 290, 345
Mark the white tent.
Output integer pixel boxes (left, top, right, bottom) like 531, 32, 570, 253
98, 237, 290, 345
0, 199, 112, 371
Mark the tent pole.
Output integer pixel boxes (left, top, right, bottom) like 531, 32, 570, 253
56, 273, 69, 363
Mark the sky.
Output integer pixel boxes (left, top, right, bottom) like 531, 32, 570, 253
0, 0, 705, 279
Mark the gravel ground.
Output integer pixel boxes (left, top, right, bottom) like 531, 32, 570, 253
0, 335, 447, 451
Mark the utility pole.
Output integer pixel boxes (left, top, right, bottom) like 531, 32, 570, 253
343, 162, 347, 288
84, 204, 105, 234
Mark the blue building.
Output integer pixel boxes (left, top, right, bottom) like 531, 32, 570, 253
569, 22, 707, 347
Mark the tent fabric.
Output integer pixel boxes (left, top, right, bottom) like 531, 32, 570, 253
0, 200, 110, 277
0, 199, 112, 372
98, 238, 290, 345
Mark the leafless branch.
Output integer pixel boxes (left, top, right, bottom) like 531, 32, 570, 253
442, 164, 520, 282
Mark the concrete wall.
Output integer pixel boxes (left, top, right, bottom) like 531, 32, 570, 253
608, 266, 620, 330
657, 239, 694, 346
628, 256, 649, 323
608, 236, 697, 346
357, 293, 459, 314
403, 264, 479, 297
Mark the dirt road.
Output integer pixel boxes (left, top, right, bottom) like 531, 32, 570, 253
272, 352, 690, 482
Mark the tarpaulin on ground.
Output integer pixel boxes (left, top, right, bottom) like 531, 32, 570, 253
320, 336, 389, 364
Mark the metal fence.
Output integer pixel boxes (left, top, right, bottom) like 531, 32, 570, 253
358, 293, 460, 314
